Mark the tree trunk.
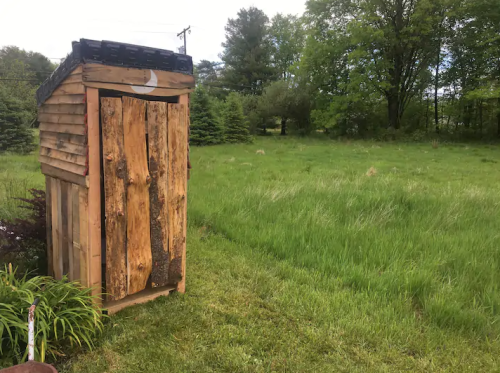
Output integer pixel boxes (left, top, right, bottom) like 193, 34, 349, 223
497, 97, 500, 138
387, 91, 401, 130
425, 93, 430, 131
464, 101, 472, 128
479, 100, 483, 135
280, 117, 287, 136
434, 45, 440, 134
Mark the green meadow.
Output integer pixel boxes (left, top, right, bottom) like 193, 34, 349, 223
1, 137, 500, 371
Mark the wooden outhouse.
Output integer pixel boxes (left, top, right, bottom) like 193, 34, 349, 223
36, 39, 193, 313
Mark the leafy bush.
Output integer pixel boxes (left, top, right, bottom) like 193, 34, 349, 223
0, 265, 104, 366
240, 94, 276, 135
0, 189, 47, 275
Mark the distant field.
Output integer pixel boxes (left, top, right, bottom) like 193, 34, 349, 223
2, 137, 500, 371
188, 137, 500, 335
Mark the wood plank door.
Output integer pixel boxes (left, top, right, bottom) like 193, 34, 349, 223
101, 96, 187, 301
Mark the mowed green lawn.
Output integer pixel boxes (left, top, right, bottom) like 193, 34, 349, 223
2, 137, 500, 371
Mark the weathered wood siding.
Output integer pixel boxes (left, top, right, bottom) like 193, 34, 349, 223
100, 97, 188, 300
122, 97, 152, 295
39, 66, 87, 186
101, 97, 127, 301
148, 102, 170, 288
46, 176, 90, 285
42, 75, 189, 306
168, 102, 188, 290
81, 63, 194, 97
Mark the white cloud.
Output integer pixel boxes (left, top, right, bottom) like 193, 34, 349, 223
0, 0, 305, 63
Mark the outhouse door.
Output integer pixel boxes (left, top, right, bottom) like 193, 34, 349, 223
100, 96, 187, 302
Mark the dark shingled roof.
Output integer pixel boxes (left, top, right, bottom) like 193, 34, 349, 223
36, 38, 194, 105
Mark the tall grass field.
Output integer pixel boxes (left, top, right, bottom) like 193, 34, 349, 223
1, 137, 499, 371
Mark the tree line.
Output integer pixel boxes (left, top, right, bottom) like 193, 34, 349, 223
193, 0, 500, 143
0, 46, 56, 153
1, 0, 499, 153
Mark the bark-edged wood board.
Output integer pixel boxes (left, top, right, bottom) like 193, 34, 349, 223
101, 97, 128, 301
122, 96, 152, 295
147, 101, 169, 287
167, 103, 187, 285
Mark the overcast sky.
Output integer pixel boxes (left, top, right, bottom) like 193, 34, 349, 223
0, 0, 305, 64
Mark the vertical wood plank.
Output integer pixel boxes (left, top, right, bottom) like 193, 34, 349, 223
60, 181, 69, 275
148, 101, 169, 288
79, 186, 89, 287
65, 184, 72, 279
72, 184, 81, 281
168, 102, 188, 291
51, 178, 63, 279
87, 87, 102, 301
45, 176, 53, 277
122, 96, 152, 295
178, 94, 189, 293
101, 97, 127, 301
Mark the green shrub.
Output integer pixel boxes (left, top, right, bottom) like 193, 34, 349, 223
0, 86, 35, 154
0, 265, 104, 366
222, 93, 251, 143
190, 87, 224, 146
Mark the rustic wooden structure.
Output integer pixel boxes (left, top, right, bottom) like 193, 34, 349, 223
36, 39, 193, 313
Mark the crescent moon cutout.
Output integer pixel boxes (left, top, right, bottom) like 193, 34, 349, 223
131, 70, 158, 94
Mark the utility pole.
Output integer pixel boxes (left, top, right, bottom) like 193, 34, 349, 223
177, 26, 191, 55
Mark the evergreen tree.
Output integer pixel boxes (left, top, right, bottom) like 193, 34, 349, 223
189, 87, 224, 146
221, 7, 276, 94
0, 86, 35, 154
223, 93, 251, 143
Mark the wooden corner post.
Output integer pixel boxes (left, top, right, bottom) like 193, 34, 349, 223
176, 93, 189, 293
86, 88, 102, 303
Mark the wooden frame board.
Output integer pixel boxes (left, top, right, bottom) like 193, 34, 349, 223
168, 100, 188, 293
82, 63, 195, 89
86, 87, 102, 303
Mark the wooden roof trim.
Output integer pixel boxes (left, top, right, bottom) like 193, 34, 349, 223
82, 81, 193, 97
82, 63, 195, 90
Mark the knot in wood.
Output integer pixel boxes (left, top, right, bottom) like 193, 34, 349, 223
128, 177, 134, 185
116, 210, 124, 217
106, 154, 113, 162
138, 263, 144, 270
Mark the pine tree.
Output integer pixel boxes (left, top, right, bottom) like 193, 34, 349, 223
221, 7, 276, 94
0, 86, 35, 154
189, 87, 224, 146
223, 93, 251, 143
